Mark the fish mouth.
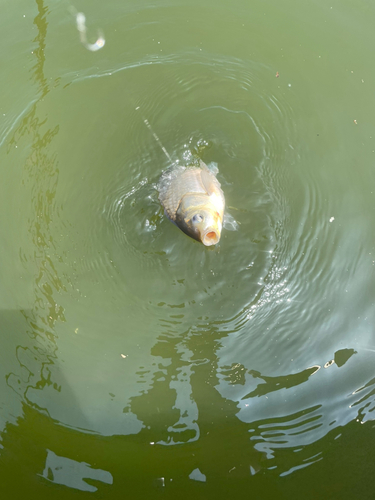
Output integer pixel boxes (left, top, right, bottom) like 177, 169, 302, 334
202, 229, 220, 246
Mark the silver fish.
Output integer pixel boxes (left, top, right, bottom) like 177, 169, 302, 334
158, 161, 225, 246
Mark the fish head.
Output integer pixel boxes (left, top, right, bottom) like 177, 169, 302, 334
179, 203, 223, 246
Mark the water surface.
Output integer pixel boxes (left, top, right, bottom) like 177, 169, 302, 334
1, 0, 375, 497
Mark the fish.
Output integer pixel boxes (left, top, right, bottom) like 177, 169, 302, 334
158, 160, 225, 246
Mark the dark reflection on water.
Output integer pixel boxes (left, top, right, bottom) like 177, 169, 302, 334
4, 0, 65, 419
239, 365, 321, 398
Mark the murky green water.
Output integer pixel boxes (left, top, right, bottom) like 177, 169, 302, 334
1, 0, 375, 497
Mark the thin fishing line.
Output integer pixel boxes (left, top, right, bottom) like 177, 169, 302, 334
136, 109, 173, 163
71, 8, 172, 162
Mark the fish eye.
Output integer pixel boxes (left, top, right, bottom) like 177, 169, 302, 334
192, 214, 203, 223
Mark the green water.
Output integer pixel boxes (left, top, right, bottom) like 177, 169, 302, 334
1, 0, 375, 497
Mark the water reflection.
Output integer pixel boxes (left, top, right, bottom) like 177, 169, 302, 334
40, 449, 113, 491
128, 335, 200, 445
124, 322, 262, 475
2, 318, 373, 488
1, 0, 375, 492
115, 302, 372, 476
4, 0, 65, 421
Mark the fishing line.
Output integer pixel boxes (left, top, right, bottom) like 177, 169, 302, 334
71, 9, 173, 163
135, 109, 173, 163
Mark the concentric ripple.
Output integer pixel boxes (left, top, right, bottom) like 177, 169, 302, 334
11, 42, 374, 467
2, 0, 375, 490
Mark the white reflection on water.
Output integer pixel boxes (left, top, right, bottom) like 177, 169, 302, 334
40, 449, 113, 492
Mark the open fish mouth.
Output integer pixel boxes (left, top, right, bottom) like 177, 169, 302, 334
202, 229, 220, 246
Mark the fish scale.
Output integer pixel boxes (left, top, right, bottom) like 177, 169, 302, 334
158, 161, 225, 246
159, 167, 207, 219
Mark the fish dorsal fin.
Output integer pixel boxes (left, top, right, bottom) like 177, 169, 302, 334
199, 160, 220, 195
